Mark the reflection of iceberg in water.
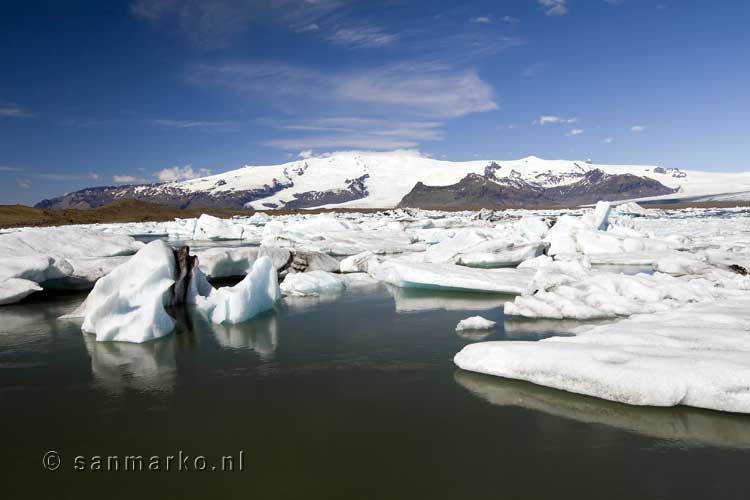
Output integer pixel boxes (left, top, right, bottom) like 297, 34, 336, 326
387, 285, 510, 314
84, 334, 177, 393
207, 312, 278, 358
282, 294, 341, 312
454, 370, 750, 449
455, 330, 493, 342
503, 318, 603, 341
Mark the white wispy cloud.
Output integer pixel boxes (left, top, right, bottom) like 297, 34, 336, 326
152, 119, 235, 130
603, 137, 614, 143
113, 175, 148, 183
534, 115, 577, 125
631, 125, 645, 132
191, 61, 498, 119
566, 128, 584, 136
32, 172, 100, 181
472, 16, 492, 24
0, 166, 21, 172
154, 165, 212, 182
336, 63, 498, 118
538, 0, 568, 16
298, 150, 314, 159
327, 25, 398, 48
266, 136, 420, 150
268, 117, 444, 151
0, 104, 34, 118
130, 0, 346, 47
292, 23, 319, 33
16, 178, 32, 189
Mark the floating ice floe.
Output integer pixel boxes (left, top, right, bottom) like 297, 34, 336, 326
192, 256, 280, 325
0, 227, 144, 304
456, 316, 497, 331
503, 259, 729, 320
456, 297, 750, 413
280, 270, 378, 296
364, 256, 534, 294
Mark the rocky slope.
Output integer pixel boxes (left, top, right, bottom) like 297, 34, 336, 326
398, 168, 677, 209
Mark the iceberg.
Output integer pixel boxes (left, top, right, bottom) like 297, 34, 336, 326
0, 227, 144, 304
193, 256, 280, 324
456, 316, 497, 331
504, 260, 720, 320
367, 257, 534, 294
280, 270, 378, 297
71, 240, 178, 343
455, 298, 750, 413
280, 270, 346, 297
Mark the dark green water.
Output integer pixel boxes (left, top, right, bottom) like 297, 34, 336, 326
2, 285, 750, 499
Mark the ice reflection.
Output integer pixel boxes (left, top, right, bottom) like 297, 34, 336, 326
455, 329, 493, 342
282, 294, 342, 312
387, 286, 511, 313
455, 370, 750, 449
207, 313, 278, 358
503, 318, 601, 341
84, 334, 177, 394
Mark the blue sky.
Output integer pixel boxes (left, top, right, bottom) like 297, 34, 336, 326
1, 0, 749, 204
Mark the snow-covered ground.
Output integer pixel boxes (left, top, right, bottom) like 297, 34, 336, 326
2, 201, 750, 412
130, 151, 750, 209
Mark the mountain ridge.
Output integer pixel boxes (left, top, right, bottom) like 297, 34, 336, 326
36, 151, 750, 210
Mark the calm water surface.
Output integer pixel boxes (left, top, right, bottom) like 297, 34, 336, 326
2, 285, 749, 499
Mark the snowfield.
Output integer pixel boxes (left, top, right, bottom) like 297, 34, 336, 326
91, 151, 750, 210
3, 201, 750, 413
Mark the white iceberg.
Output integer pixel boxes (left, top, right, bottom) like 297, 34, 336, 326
455, 298, 750, 413
368, 257, 534, 294
193, 256, 280, 324
71, 240, 178, 343
456, 316, 497, 331
280, 270, 378, 297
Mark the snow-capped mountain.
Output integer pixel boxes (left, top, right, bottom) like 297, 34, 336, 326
36, 151, 750, 210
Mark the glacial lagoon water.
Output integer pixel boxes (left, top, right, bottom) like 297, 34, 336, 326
2, 284, 750, 499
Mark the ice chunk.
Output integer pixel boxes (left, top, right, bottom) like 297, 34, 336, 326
368, 258, 534, 294
0, 278, 43, 305
193, 214, 244, 240
586, 201, 611, 231
280, 271, 346, 296
518, 254, 553, 269
74, 240, 178, 343
280, 270, 378, 297
194, 247, 259, 278
194, 256, 280, 324
505, 260, 720, 320
613, 201, 651, 216
455, 298, 750, 413
340, 251, 376, 273
0, 227, 143, 259
454, 240, 547, 268
456, 316, 497, 331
